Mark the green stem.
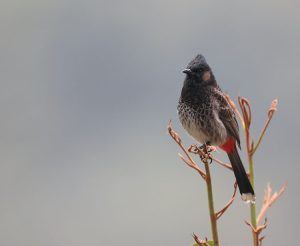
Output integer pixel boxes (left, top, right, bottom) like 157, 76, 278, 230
252, 120, 271, 155
248, 154, 258, 246
204, 160, 219, 246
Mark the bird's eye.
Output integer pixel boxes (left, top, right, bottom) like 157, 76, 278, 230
191, 68, 202, 74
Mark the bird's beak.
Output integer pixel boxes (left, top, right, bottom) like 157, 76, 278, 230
182, 68, 192, 75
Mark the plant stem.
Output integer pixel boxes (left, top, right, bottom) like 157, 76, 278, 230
204, 160, 219, 246
248, 154, 258, 246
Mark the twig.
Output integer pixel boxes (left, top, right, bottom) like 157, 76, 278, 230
216, 183, 238, 219
211, 156, 233, 171
168, 121, 206, 180
193, 233, 210, 246
178, 153, 206, 179
256, 183, 287, 225
251, 99, 278, 155
245, 218, 268, 246
225, 94, 245, 129
238, 97, 252, 153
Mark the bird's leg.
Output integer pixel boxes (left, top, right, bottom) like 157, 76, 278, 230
199, 142, 214, 151
198, 142, 209, 150
203, 142, 217, 153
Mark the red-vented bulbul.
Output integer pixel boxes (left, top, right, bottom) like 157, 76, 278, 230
177, 54, 255, 202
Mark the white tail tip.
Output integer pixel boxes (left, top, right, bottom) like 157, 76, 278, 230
241, 193, 256, 204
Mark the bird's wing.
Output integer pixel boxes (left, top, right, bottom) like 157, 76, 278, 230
214, 89, 241, 148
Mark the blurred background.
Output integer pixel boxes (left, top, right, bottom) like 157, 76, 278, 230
0, 0, 299, 245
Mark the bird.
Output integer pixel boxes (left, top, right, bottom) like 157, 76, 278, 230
177, 54, 255, 203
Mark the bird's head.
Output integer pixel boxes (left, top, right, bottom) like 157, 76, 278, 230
182, 54, 214, 86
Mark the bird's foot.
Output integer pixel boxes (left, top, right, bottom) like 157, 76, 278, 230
188, 143, 213, 164
199, 143, 215, 164
199, 142, 216, 153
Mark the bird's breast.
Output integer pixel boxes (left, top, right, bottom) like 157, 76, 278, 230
177, 101, 228, 145
177, 102, 210, 144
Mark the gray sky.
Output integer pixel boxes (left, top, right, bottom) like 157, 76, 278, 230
0, 0, 299, 245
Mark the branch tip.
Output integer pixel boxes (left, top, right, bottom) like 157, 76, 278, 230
192, 233, 210, 246
257, 183, 287, 225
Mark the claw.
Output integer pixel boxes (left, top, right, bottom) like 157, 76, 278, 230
199, 153, 212, 164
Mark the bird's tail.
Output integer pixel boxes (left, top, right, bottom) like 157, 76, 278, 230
227, 146, 255, 203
